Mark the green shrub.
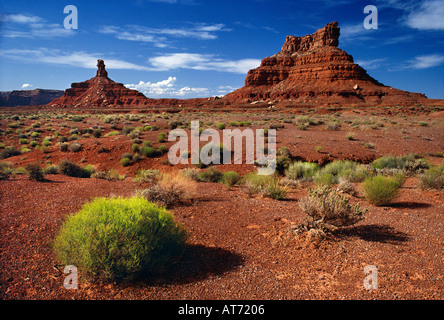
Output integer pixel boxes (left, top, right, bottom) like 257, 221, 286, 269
264, 179, 287, 200
180, 168, 200, 181
275, 147, 292, 175
363, 175, 402, 206
244, 173, 287, 200
69, 142, 82, 152
121, 126, 135, 135
371, 154, 429, 173
419, 168, 444, 190
158, 145, 168, 155
315, 145, 323, 153
285, 161, 319, 180
222, 171, 241, 189
157, 132, 166, 143
59, 142, 69, 152
131, 143, 140, 153
141, 146, 159, 158
58, 159, 92, 178
322, 160, 358, 177
296, 186, 367, 238
198, 167, 223, 183
26, 163, 45, 181
168, 121, 182, 130
313, 173, 334, 186
92, 129, 102, 138
91, 169, 125, 181
0, 147, 21, 159
120, 157, 131, 167
43, 165, 59, 175
134, 169, 160, 183
216, 123, 225, 130
19, 138, 29, 145
0, 162, 13, 180
313, 160, 367, 184
53, 197, 187, 280
105, 131, 119, 137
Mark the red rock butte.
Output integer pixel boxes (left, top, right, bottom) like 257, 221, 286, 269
49, 59, 152, 108
224, 21, 441, 107
49, 22, 443, 109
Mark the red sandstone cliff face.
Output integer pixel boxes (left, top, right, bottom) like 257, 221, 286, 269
224, 22, 430, 106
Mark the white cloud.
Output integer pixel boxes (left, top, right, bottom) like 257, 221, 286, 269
405, 0, 444, 30
0, 48, 260, 74
354, 58, 387, 70
0, 13, 42, 24
148, 53, 260, 74
0, 48, 151, 71
99, 23, 230, 47
376, 0, 444, 31
21, 83, 33, 89
389, 54, 444, 71
0, 13, 74, 38
407, 54, 444, 69
125, 76, 209, 97
339, 22, 375, 42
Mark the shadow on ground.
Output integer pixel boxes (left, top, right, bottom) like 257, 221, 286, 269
340, 224, 411, 244
141, 244, 244, 286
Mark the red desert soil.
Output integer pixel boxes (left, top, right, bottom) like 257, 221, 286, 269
0, 106, 443, 300
0, 174, 442, 300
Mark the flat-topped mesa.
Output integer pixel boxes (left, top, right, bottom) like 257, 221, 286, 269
280, 21, 340, 55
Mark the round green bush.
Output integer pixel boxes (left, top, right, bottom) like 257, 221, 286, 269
53, 197, 187, 281
363, 175, 402, 206
222, 171, 241, 188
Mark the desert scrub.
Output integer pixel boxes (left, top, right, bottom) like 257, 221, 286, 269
58, 159, 92, 178
313, 160, 368, 185
198, 167, 223, 183
134, 169, 160, 183
43, 164, 59, 175
0, 147, 21, 159
371, 154, 429, 174
362, 175, 403, 206
26, 163, 45, 181
221, 171, 241, 189
244, 173, 287, 200
285, 161, 319, 181
53, 197, 187, 281
120, 157, 131, 167
68, 142, 82, 152
295, 186, 367, 239
136, 172, 197, 208
141, 146, 160, 158
0, 162, 13, 180
91, 169, 125, 181
180, 168, 200, 181
419, 167, 444, 190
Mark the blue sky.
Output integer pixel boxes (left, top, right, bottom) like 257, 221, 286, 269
1, 0, 443, 99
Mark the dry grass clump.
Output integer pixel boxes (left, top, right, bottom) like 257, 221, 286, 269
135, 172, 197, 208
295, 186, 367, 240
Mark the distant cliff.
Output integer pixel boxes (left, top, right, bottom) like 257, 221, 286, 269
0, 89, 64, 107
